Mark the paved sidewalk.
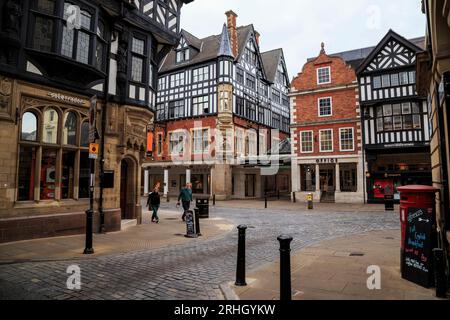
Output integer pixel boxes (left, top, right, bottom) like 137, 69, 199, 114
0, 205, 233, 263
231, 229, 444, 300
214, 199, 395, 213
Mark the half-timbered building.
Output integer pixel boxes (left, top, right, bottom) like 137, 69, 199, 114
0, 0, 192, 242
357, 30, 431, 203
144, 10, 291, 200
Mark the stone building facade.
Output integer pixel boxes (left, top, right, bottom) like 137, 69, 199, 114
416, 0, 450, 288
0, 0, 192, 243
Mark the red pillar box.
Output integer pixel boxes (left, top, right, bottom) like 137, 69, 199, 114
398, 185, 438, 288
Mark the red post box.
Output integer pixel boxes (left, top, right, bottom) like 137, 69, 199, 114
397, 185, 438, 288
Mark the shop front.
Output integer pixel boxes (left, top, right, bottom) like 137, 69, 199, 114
296, 156, 364, 203
365, 149, 432, 203
0, 79, 150, 243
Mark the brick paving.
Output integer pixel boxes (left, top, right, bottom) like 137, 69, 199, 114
0, 203, 399, 300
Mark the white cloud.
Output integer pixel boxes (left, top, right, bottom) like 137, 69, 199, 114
180, 0, 425, 78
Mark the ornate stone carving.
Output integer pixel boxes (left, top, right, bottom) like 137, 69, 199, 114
0, 76, 12, 113
116, 29, 129, 97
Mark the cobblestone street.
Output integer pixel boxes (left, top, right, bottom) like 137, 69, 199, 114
0, 204, 399, 300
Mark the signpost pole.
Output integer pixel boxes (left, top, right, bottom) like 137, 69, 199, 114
84, 96, 98, 255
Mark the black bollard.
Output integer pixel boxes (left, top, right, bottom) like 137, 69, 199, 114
235, 225, 248, 286
433, 248, 447, 298
265, 196, 268, 209
277, 190, 280, 200
213, 194, 216, 206
194, 208, 202, 236
83, 209, 94, 254
293, 192, 296, 203
166, 194, 170, 203
277, 235, 293, 301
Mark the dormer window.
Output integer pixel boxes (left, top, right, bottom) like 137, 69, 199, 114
317, 66, 331, 84
176, 48, 190, 63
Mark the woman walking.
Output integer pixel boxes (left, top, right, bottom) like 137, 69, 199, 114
147, 183, 161, 223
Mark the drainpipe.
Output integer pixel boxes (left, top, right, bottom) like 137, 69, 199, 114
98, 24, 113, 234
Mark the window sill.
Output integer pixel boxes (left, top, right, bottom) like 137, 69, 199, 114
14, 199, 89, 209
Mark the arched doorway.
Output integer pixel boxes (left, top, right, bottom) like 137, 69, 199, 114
120, 158, 137, 220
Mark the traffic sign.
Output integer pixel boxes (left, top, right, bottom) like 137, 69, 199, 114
89, 143, 99, 160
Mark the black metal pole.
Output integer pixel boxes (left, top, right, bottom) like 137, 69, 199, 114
278, 235, 293, 301
213, 194, 216, 206
293, 192, 296, 203
277, 190, 280, 200
235, 225, 247, 286
84, 157, 95, 255
265, 195, 268, 209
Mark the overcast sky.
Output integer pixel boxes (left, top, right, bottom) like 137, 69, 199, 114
180, 0, 426, 79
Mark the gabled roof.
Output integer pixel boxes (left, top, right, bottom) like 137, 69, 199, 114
180, 30, 202, 51
306, 34, 425, 71
356, 30, 425, 74
261, 49, 289, 84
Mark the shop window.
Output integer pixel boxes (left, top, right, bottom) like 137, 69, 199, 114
79, 151, 90, 198
340, 164, 357, 192
21, 112, 38, 141
376, 102, 423, 132
40, 148, 57, 200
301, 165, 316, 191
80, 121, 89, 147
62, 151, 76, 199
18, 146, 37, 201
18, 104, 89, 202
43, 109, 59, 144
63, 112, 77, 145
192, 175, 205, 194
192, 129, 209, 154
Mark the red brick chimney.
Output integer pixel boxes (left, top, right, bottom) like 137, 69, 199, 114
225, 10, 238, 58
255, 31, 260, 46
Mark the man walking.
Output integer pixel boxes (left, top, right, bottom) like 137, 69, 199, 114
177, 183, 193, 221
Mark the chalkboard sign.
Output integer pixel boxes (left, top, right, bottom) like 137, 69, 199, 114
185, 211, 197, 238
402, 207, 435, 288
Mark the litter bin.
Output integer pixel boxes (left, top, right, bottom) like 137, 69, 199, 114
397, 185, 438, 288
195, 195, 210, 219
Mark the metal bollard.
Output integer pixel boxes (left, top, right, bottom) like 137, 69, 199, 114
277, 235, 293, 301
83, 209, 94, 254
213, 194, 216, 206
194, 209, 202, 237
433, 248, 447, 298
235, 225, 248, 286
292, 192, 296, 203
166, 194, 170, 203
277, 190, 280, 200
265, 196, 268, 209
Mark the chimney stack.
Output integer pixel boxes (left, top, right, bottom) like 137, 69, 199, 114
255, 31, 260, 46
225, 10, 238, 58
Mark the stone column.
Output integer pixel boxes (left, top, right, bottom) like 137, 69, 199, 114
144, 169, 149, 195
315, 163, 320, 192
164, 169, 169, 196
336, 163, 341, 192
186, 168, 192, 184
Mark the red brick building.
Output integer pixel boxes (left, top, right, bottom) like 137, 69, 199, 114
290, 44, 365, 203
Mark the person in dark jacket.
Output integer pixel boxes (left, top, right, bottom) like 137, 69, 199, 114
177, 183, 193, 221
147, 183, 161, 223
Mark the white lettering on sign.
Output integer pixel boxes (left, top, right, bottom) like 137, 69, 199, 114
316, 158, 338, 164
47, 92, 85, 105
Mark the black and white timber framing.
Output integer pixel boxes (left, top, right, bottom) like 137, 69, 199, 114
357, 30, 430, 148
156, 23, 291, 133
